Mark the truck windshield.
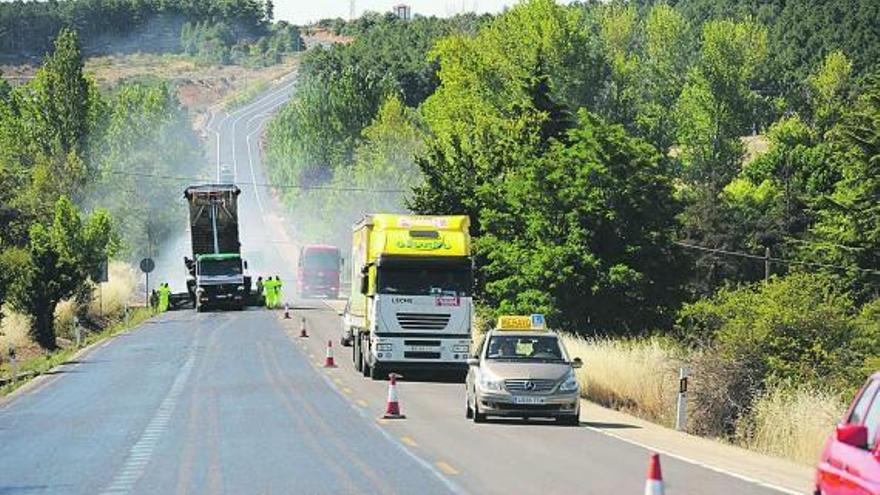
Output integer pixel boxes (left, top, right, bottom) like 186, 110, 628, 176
377, 266, 472, 296
303, 250, 339, 270
199, 259, 242, 276
486, 336, 564, 362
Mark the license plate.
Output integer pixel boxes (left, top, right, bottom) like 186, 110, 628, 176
513, 396, 545, 405
407, 346, 437, 352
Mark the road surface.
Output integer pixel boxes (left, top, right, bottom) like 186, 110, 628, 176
0, 79, 808, 495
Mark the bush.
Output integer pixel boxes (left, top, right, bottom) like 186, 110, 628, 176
677, 272, 866, 389
688, 348, 764, 437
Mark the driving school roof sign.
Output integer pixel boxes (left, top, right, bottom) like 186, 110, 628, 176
496, 314, 547, 331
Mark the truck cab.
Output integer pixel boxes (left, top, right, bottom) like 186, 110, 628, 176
194, 254, 247, 311
297, 245, 342, 298
347, 214, 474, 380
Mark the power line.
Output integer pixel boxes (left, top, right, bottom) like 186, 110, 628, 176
105, 170, 408, 194
674, 241, 880, 276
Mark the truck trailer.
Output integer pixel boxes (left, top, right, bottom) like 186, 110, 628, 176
344, 214, 474, 380
183, 184, 251, 312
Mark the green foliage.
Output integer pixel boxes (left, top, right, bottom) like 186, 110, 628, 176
7, 197, 115, 349
477, 111, 686, 333
0, 0, 274, 58
89, 82, 201, 257
807, 74, 880, 300
677, 273, 869, 389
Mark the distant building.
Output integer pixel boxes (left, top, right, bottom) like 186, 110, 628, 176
392, 4, 412, 21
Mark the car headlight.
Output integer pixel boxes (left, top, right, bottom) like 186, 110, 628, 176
236, 286, 245, 291
479, 372, 504, 392
559, 371, 579, 393
196, 288, 204, 294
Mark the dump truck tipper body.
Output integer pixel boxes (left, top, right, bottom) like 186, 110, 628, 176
346, 214, 473, 379
183, 184, 249, 311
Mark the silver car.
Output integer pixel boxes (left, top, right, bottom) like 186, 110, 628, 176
465, 322, 582, 426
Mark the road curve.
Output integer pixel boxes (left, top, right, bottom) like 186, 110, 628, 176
0, 79, 804, 495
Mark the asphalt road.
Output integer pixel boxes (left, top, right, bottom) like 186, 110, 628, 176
0, 79, 798, 495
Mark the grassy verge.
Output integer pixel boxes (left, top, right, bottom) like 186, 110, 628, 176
0, 307, 153, 397
221, 79, 271, 110
560, 334, 845, 466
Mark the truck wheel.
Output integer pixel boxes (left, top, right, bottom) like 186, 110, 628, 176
353, 334, 363, 371
360, 336, 370, 378
369, 362, 384, 381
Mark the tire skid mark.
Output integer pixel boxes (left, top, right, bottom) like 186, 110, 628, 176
262, 342, 394, 495
255, 339, 362, 494
174, 321, 221, 495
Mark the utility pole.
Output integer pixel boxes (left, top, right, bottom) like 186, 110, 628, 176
349, 0, 355, 21
764, 246, 771, 281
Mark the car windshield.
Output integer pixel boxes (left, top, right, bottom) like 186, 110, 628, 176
485, 335, 564, 362
199, 258, 242, 276
377, 266, 471, 296
303, 250, 339, 270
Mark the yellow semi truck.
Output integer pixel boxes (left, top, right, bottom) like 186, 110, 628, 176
343, 214, 474, 380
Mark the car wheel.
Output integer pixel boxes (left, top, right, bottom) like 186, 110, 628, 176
557, 415, 579, 427
465, 393, 474, 419
473, 400, 486, 423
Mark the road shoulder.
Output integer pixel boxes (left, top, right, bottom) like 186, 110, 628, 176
579, 400, 814, 494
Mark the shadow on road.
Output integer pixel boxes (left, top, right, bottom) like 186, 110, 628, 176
581, 421, 641, 430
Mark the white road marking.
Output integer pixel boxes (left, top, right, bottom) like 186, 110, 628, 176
583, 425, 803, 495
99, 350, 197, 495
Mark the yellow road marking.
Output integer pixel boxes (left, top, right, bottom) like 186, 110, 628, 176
342, 387, 353, 395
333, 377, 343, 384
400, 436, 418, 448
355, 399, 368, 408
376, 418, 389, 425
435, 461, 459, 475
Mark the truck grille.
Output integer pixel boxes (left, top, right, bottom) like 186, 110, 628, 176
504, 379, 557, 394
396, 313, 450, 331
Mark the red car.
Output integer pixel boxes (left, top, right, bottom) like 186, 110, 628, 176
816, 371, 880, 495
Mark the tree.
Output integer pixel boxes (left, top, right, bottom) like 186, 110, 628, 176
807, 51, 853, 132
808, 74, 880, 301
7, 197, 114, 349
17, 28, 98, 158
675, 18, 769, 294
477, 111, 686, 333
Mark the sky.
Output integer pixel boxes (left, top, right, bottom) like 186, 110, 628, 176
274, 0, 515, 24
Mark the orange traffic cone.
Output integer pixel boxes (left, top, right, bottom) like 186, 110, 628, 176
299, 317, 309, 338
284, 303, 291, 319
382, 373, 406, 419
324, 340, 336, 368
645, 453, 665, 495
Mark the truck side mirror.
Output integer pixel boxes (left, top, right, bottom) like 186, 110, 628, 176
571, 357, 583, 369
359, 275, 369, 295
243, 261, 248, 269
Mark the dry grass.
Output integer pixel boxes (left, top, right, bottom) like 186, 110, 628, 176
562, 335, 682, 425
737, 385, 846, 465
0, 308, 32, 349
88, 261, 138, 317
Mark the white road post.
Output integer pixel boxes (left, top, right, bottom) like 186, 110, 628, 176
9, 344, 17, 383
675, 367, 689, 432
74, 316, 81, 348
